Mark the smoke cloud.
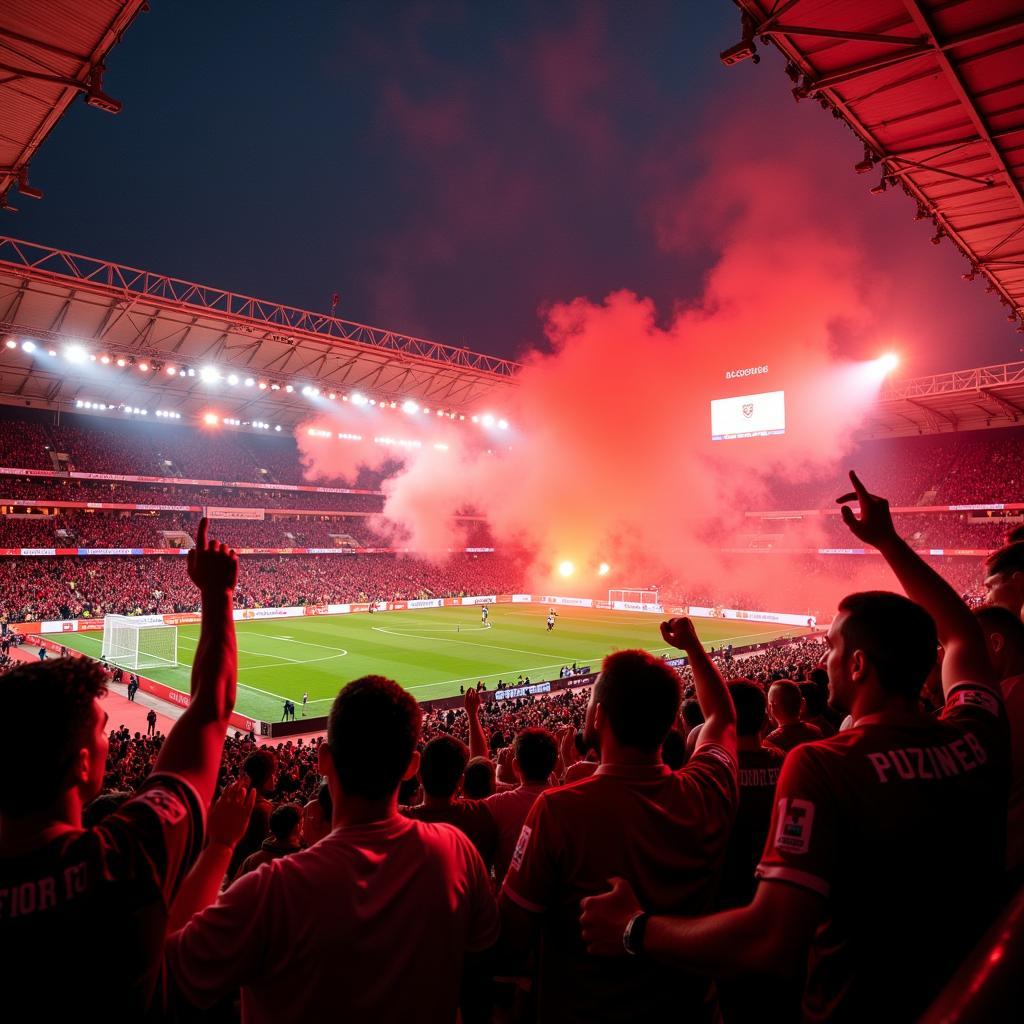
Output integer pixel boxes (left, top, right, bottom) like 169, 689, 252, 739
296, 106, 916, 616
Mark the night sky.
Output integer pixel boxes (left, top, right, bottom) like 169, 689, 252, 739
12, 0, 1020, 371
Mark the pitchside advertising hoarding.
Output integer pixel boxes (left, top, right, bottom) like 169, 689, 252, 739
204, 506, 266, 520
496, 682, 552, 700
611, 600, 664, 613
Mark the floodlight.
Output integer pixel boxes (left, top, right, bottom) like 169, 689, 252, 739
65, 344, 88, 364
199, 365, 219, 383
558, 560, 575, 577
21, 340, 36, 353
598, 562, 610, 576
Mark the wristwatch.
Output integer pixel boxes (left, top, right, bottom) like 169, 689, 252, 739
623, 910, 649, 956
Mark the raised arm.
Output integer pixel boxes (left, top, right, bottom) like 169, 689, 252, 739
153, 518, 239, 806
660, 617, 736, 758
836, 471, 995, 696
167, 779, 255, 932
464, 687, 489, 762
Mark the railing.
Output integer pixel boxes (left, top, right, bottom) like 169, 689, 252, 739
0, 236, 521, 377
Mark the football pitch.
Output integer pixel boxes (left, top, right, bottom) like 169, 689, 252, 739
59, 606, 808, 723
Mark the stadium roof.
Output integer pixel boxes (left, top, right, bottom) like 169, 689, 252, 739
0, 236, 520, 429
729, 0, 1024, 328
865, 358, 1024, 436
0, 1, 147, 209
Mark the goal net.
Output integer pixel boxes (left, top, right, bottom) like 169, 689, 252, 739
101, 614, 178, 670
608, 589, 661, 610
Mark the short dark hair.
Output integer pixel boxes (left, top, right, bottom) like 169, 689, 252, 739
661, 728, 687, 770
419, 735, 468, 798
729, 680, 767, 737
316, 780, 332, 820
514, 728, 557, 783
463, 757, 495, 799
269, 803, 302, 841
0, 658, 107, 816
243, 749, 277, 791
974, 604, 1024, 654
594, 650, 681, 752
985, 542, 1024, 578
681, 698, 704, 729
327, 676, 421, 800
837, 591, 938, 699
808, 666, 829, 690
799, 681, 828, 718
768, 679, 802, 716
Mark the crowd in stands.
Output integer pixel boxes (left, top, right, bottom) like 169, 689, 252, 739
0, 509, 494, 553
0, 474, 386, 512
3, 464, 1024, 1022
0, 409, 403, 489
742, 510, 1013, 551
764, 426, 1024, 508
0, 552, 525, 622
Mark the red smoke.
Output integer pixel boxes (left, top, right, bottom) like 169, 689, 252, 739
296, 102, 942, 616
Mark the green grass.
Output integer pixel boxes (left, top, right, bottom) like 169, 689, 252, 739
59, 606, 808, 723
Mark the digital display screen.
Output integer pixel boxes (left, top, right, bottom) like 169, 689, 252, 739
711, 390, 786, 441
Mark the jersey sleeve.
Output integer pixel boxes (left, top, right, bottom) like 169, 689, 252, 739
166, 862, 275, 1006
755, 745, 835, 898
96, 772, 205, 906
681, 742, 740, 825
500, 793, 561, 915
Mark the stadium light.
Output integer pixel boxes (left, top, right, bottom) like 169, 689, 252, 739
199, 365, 219, 384
598, 562, 610, 576
21, 340, 36, 353
402, 399, 419, 414
351, 393, 368, 406
879, 352, 899, 373
227, 373, 239, 386
203, 413, 219, 426
481, 414, 495, 427
166, 365, 177, 376
65, 344, 88, 364
245, 377, 255, 387
498, 419, 508, 430
558, 561, 575, 577
138, 361, 149, 372
4, 338, 16, 349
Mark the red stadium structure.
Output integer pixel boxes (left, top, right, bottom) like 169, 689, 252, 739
1, 3, 1023, 1020
728, 0, 1024, 330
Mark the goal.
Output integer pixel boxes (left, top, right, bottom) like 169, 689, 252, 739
608, 588, 660, 608
101, 615, 178, 670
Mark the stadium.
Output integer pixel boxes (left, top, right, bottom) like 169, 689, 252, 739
1, 1, 1023, 1021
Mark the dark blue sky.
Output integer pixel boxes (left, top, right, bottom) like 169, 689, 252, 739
12, 1, 1019, 369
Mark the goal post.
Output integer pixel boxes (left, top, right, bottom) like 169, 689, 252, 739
608, 588, 660, 609
101, 614, 178, 670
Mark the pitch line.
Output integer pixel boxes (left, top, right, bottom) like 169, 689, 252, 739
370, 625, 569, 661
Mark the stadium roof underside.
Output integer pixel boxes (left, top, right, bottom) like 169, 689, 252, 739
730, 0, 1024, 328
0, 237, 520, 428
0, 1, 147, 209
867, 359, 1024, 436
